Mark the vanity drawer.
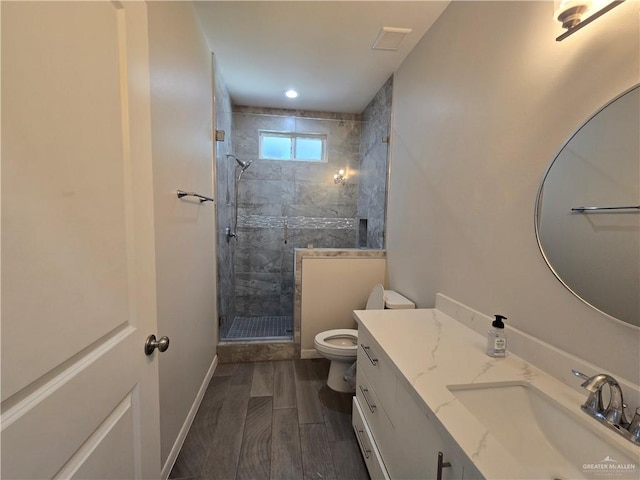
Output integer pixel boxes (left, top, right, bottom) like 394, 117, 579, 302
356, 368, 394, 452
358, 328, 397, 417
352, 397, 391, 480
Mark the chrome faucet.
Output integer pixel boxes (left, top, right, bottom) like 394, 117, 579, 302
572, 369, 639, 445
574, 371, 627, 424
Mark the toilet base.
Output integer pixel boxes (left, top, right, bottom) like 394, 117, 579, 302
326, 359, 356, 393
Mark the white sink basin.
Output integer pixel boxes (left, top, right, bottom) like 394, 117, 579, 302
447, 382, 639, 479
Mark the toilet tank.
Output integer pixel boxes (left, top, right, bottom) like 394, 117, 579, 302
384, 290, 415, 309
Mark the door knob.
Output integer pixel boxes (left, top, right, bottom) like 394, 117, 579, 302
145, 334, 170, 356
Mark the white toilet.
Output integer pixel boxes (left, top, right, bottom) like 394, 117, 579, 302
314, 284, 415, 392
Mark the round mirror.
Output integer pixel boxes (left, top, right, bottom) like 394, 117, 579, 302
535, 85, 639, 327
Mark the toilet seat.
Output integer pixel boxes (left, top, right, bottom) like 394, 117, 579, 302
312, 286, 414, 393
314, 329, 358, 359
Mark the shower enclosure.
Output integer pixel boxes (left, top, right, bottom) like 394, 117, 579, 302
215, 77, 393, 342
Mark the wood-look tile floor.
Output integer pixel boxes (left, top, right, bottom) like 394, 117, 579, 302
169, 359, 370, 480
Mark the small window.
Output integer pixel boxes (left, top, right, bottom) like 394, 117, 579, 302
259, 131, 327, 162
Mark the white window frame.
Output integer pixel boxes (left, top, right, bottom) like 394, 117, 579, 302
258, 130, 327, 162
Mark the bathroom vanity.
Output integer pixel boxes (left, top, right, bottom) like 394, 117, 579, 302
352, 304, 640, 479
353, 321, 475, 479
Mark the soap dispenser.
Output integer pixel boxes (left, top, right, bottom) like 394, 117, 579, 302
486, 314, 507, 357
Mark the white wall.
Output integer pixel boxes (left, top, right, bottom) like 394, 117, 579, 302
387, 1, 639, 383
147, 2, 217, 467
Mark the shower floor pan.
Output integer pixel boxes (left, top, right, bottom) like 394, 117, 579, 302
224, 315, 293, 341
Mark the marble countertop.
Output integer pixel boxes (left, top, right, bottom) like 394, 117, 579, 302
353, 308, 639, 479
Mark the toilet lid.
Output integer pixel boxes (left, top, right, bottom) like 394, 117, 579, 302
365, 283, 385, 310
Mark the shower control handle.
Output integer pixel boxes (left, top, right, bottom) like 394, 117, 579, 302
145, 334, 170, 356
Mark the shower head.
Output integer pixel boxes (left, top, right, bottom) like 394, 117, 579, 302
227, 154, 253, 171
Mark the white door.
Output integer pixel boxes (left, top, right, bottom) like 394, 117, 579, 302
2, 2, 162, 478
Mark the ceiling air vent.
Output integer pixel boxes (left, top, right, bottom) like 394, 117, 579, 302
371, 27, 413, 51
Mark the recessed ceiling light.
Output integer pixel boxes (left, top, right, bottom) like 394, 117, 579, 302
284, 89, 299, 99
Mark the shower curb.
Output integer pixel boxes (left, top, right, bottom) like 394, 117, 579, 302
217, 341, 299, 363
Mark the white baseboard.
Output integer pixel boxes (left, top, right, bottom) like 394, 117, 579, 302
301, 349, 321, 359
161, 354, 218, 479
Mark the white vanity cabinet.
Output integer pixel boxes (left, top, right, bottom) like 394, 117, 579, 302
353, 329, 396, 479
353, 326, 473, 479
392, 378, 467, 479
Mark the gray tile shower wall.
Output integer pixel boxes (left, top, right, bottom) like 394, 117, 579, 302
231, 108, 362, 318
358, 75, 393, 249
220, 78, 392, 325
214, 62, 235, 333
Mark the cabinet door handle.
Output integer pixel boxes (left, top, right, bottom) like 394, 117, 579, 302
360, 343, 378, 365
359, 385, 377, 413
355, 428, 371, 459
437, 451, 452, 480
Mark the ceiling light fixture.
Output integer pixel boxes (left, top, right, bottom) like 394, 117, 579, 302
284, 89, 299, 99
555, 0, 625, 41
